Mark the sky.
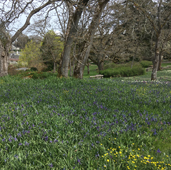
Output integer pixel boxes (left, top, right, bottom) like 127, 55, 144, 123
2, 0, 160, 38
1, 0, 63, 37
10, 12, 62, 37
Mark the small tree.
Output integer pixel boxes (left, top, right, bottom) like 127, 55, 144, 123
18, 40, 44, 70
41, 30, 64, 72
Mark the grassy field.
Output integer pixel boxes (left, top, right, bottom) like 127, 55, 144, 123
83, 62, 171, 79
0, 64, 171, 169
83, 64, 99, 78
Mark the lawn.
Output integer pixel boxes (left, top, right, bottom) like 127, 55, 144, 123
0, 67, 171, 169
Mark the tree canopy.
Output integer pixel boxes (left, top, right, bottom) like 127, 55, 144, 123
40, 30, 64, 71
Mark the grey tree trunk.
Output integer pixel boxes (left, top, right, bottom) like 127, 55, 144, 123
72, 59, 75, 77
131, 41, 140, 68
151, 51, 159, 80
0, 40, 10, 77
58, 0, 89, 78
73, 44, 91, 79
97, 61, 104, 71
74, 0, 110, 79
69, 59, 72, 77
53, 62, 56, 73
158, 55, 163, 71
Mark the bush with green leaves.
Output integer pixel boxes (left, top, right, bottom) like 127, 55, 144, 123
104, 62, 116, 70
30, 67, 38, 71
140, 60, 152, 68
100, 65, 145, 78
13, 71, 57, 80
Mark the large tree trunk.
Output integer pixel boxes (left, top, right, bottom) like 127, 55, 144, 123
158, 55, 163, 71
73, 44, 92, 79
72, 58, 76, 76
58, 0, 89, 78
74, 64, 84, 79
53, 62, 56, 73
69, 59, 72, 77
97, 61, 104, 71
73, 0, 110, 79
0, 40, 10, 77
151, 50, 159, 80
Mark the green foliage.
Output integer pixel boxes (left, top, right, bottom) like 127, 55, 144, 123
18, 40, 42, 67
161, 62, 171, 67
140, 60, 152, 68
40, 30, 64, 71
31, 72, 46, 79
13, 71, 57, 80
30, 67, 38, 71
100, 63, 145, 77
83, 65, 99, 78
0, 75, 171, 169
104, 62, 116, 70
41, 67, 50, 72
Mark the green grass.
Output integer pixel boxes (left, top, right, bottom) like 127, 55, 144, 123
161, 63, 171, 66
12, 60, 171, 80
0, 68, 171, 169
83, 64, 99, 78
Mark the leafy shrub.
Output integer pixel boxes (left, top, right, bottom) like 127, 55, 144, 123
30, 67, 38, 71
12, 70, 58, 80
31, 72, 46, 79
104, 62, 116, 70
140, 60, 152, 68
100, 66, 145, 78
41, 67, 53, 72
13, 71, 45, 79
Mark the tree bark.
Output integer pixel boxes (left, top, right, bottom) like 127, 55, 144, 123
131, 41, 140, 68
158, 55, 163, 71
69, 59, 72, 77
151, 50, 159, 80
97, 61, 104, 71
0, 40, 10, 77
72, 58, 76, 77
58, 0, 89, 78
73, 0, 110, 79
53, 62, 56, 73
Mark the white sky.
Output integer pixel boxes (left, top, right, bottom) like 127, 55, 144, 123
2, 0, 159, 37
0, 0, 63, 37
